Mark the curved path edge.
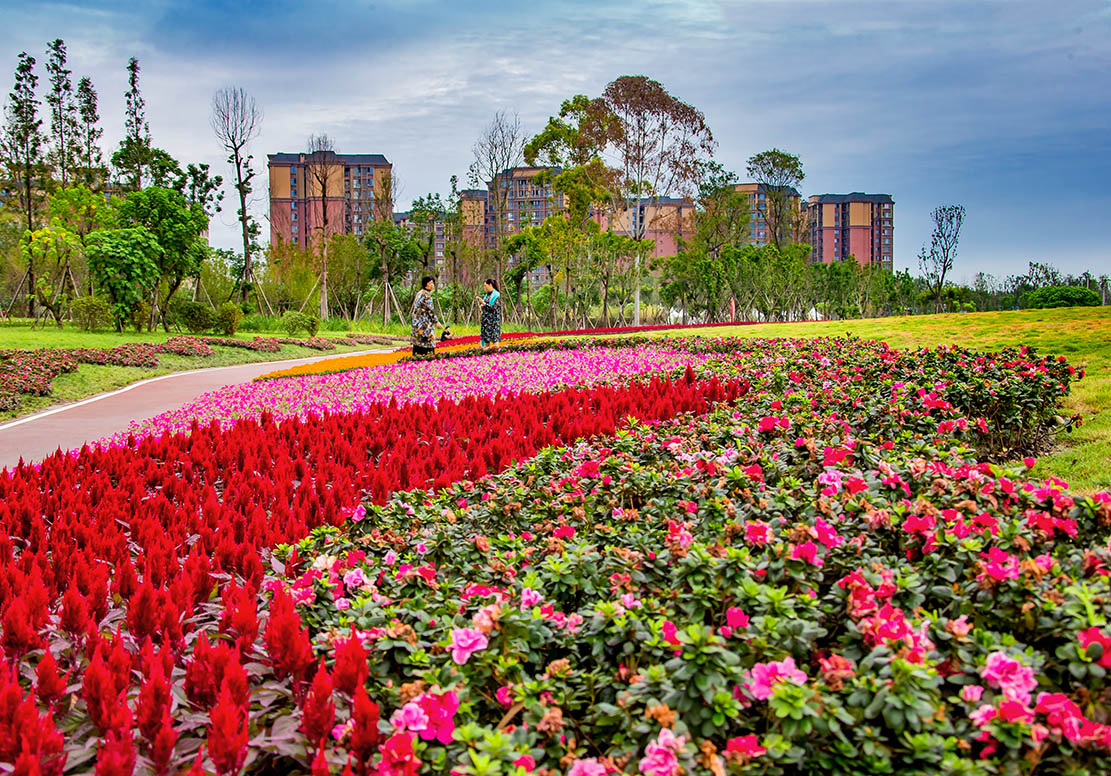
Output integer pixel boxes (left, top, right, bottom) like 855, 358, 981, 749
0, 348, 390, 470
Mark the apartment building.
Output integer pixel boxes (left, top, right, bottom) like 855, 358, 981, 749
806, 193, 894, 270
267, 151, 392, 247
733, 183, 803, 246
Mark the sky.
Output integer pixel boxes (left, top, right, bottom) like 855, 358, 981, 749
2, 0, 1108, 281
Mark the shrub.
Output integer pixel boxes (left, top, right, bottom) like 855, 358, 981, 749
305, 313, 321, 337
70, 295, 113, 331
170, 299, 216, 334
1025, 285, 1101, 309
129, 300, 151, 332
281, 310, 309, 336
216, 301, 244, 336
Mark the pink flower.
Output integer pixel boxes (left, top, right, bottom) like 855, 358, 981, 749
513, 755, 536, 772
449, 627, 489, 665
726, 607, 749, 630
724, 734, 766, 758
978, 548, 1019, 582
567, 758, 607, 776
947, 615, 972, 639
981, 652, 1037, 704
661, 620, 681, 647
638, 728, 686, 776
351, 504, 367, 523
384, 550, 398, 566
621, 593, 643, 609
343, 568, 368, 590
744, 657, 808, 700
961, 685, 985, 703
791, 541, 823, 567
390, 701, 429, 733
744, 521, 772, 545
553, 524, 575, 540
335, 597, 351, 610
1078, 627, 1111, 669
969, 704, 997, 727
415, 689, 459, 744
520, 587, 543, 608
496, 685, 515, 708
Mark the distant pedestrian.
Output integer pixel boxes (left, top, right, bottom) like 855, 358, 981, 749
478, 278, 502, 349
411, 276, 442, 357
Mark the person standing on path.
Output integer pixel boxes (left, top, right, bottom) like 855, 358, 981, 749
478, 278, 502, 350
411, 276, 442, 357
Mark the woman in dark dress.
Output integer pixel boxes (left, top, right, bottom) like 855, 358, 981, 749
478, 278, 502, 350
411, 276, 441, 356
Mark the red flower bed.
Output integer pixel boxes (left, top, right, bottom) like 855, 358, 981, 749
0, 374, 744, 771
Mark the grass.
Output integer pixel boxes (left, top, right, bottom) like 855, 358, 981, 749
651, 307, 1111, 494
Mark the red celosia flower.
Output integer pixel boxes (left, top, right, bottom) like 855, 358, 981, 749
301, 661, 336, 745
34, 650, 69, 710
348, 684, 381, 774
94, 730, 136, 776
136, 660, 173, 743
58, 584, 92, 635
312, 743, 332, 776
1, 598, 43, 658
150, 721, 178, 776
207, 686, 248, 776
333, 630, 369, 696
264, 588, 316, 686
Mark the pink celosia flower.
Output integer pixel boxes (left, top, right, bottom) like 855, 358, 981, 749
449, 628, 489, 665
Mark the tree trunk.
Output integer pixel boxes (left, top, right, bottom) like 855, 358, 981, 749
235, 151, 252, 304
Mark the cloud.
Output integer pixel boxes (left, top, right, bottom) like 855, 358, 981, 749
0, 0, 1107, 275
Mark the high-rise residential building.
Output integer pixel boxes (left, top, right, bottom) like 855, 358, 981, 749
806, 193, 894, 270
497, 166, 563, 236
734, 183, 803, 246
267, 151, 392, 247
594, 197, 695, 258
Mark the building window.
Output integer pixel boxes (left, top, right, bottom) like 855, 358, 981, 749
292, 224, 298, 233
293, 236, 298, 245
291, 201, 297, 209
291, 213, 297, 222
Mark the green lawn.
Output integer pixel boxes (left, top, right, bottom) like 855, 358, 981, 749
655, 307, 1111, 494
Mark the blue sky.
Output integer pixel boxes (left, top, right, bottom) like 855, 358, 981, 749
2, 0, 1108, 279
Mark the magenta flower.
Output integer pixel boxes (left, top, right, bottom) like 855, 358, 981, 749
661, 620, 681, 647
520, 587, 543, 608
981, 651, 1037, 704
961, 685, 985, 703
638, 727, 686, 776
389, 701, 429, 733
744, 657, 808, 700
791, 541, 823, 567
567, 758, 607, 776
415, 689, 459, 744
449, 627, 489, 665
724, 734, 766, 758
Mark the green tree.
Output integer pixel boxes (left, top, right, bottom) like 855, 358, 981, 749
44, 39, 78, 188
363, 219, 421, 324
49, 184, 117, 241
20, 218, 81, 326
111, 57, 153, 190
85, 226, 161, 329
74, 76, 105, 188
409, 193, 447, 274
116, 186, 209, 330
2, 51, 46, 315
746, 149, 804, 250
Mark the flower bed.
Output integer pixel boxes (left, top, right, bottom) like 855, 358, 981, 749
110, 346, 715, 445
279, 401, 1111, 774
202, 336, 283, 353
0, 376, 743, 773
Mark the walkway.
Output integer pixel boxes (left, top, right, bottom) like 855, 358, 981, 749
0, 349, 389, 470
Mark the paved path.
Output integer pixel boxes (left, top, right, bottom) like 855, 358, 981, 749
0, 349, 391, 470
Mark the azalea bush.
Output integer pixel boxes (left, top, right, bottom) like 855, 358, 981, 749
276, 388, 1110, 775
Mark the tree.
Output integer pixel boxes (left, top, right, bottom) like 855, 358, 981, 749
917, 204, 965, 312
551, 76, 714, 324
48, 184, 117, 242
44, 39, 78, 188
111, 57, 152, 190
365, 170, 419, 324
74, 76, 104, 187
85, 227, 162, 329
2, 51, 46, 316
304, 133, 337, 319
409, 193, 446, 274
211, 86, 263, 302
20, 219, 81, 326
116, 186, 208, 330
746, 149, 804, 250
468, 110, 525, 288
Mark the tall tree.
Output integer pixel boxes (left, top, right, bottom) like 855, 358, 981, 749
44, 39, 78, 188
2, 52, 46, 316
468, 109, 525, 289
746, 149, 804, 250
111, 57, 152, 190
304, 133, 337, 319
918, 204, 965, 313
74, 76, 104, 187
210, 86, 262, 302
553, 76, 714, 324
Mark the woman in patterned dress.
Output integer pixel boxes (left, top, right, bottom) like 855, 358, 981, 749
478, 278, 501, 350
410, 276, 441, 357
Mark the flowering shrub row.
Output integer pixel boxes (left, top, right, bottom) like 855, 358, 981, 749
111, 347, 716, 446
0, 374, 744, 773
270, 388, 1110, 774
